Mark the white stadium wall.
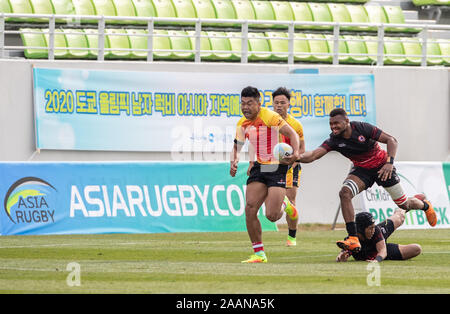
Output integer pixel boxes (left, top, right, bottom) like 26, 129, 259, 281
0, 60, 448, 223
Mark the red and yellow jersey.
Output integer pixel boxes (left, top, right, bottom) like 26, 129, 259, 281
235, 107, 287, 164
281, 114, 304, 146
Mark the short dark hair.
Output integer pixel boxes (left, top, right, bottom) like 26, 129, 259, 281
272, 87, 291, 101
330, 108, 347, 117
241, 86, 260, 100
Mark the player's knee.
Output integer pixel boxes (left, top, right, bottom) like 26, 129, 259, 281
393, 208, 405, 224
265, 212, 279, 222
245, 204, 259, 218
339, 187, 353, 202
411, 244, 422, 257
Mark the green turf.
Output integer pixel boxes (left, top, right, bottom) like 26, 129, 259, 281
0, 228, 449, 293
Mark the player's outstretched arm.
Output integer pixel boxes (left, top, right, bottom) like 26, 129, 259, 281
298, 147, 328, 164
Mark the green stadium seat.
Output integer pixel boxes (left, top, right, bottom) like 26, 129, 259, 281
426, 39, 443, 66
326, 3, 352, 31
126, 28, 148, 59
293, 33, 311, 62
168, 30, 194, 60
72, 0, 97, 23
112, 0, 138, 24
248, 32, 271, 61
308, 3, 333, 30
400, 37, 422, 65
362, 35, 378, 64
226, 31, 242, 61
20, 28, 48, 58
211, 0, 236, 27
105, 28, 131, 59
345, 4, 370, 32
192, 0, 216, 20
83, 28, 112, 59
91, 0, 118, 24
384, 37, 406, 65
63, 28, 90, 59
187, 30, 213, 59
0, 0, 12, 14
152, 0, 177, 24
171, 0, 197, 25
342, 35, 369, 64
306, 33, 331, 63
206, 31, 233, 60
51, 0, 76, 23
8, 0, 34, 22
365, 5, 387, 32
132, 0, 157, 22
325, 34, 349, 63
265, 31, 288, 61
152, 29, 173, 59
438, 40, 449, 66
231, 0, 255, 22
43, 28, 69, 58
29, 0, 54, 17
383, 5, 410, 33
271, 1, 294, 29
251, 0, 275, 28
289, 2, 313, 30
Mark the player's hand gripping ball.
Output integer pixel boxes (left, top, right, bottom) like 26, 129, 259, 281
273, 143, 293, 161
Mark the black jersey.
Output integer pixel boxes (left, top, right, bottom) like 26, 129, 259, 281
320, 121, 387, 169
352, 225, 384, 261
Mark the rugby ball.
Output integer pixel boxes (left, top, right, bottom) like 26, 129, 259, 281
273, 143, 293, 160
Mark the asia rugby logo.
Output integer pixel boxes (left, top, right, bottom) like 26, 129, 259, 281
3, 177, 57, 224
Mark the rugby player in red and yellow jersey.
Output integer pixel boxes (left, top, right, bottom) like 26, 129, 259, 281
272, 87, 305, 247
230, 86, 300, 263
298, 108, 437, 254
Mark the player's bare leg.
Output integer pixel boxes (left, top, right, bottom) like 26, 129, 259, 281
336, 175, 366, 252
384, 209, 422, 260
384, 184, 437, 227
285, 187, 298, 246
265, 186, 286, 223
244, 181, 267, 244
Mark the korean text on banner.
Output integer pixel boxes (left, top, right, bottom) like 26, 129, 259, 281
33, 68, 376, 152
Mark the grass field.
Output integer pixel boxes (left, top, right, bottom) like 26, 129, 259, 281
0, 226, 449, 294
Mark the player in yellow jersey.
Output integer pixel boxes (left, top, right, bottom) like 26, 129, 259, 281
230, 86, 300, 263
272, 87, 306, 247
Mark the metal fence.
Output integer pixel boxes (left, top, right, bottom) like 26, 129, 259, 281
1, 13, 450, 66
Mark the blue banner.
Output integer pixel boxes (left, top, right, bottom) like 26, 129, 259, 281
0, 162, 276, 235
33, 68, 376, 152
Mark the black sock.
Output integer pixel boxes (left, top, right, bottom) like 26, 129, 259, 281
422, 201, 429, 211
288, 229, 297, 238
346, 222, 357, 237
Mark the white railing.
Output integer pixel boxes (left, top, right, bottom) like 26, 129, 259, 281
0, 13, 449, 66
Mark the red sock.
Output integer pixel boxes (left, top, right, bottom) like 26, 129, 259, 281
252, 242, 264, 253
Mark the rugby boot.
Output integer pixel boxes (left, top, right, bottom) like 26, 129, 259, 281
241, 253, 268, 263
336, 236, 361, 253
415, 194, 437, 227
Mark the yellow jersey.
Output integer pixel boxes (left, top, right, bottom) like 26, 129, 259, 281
235, 107, 287, 164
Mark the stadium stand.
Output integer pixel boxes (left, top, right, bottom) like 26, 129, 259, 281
0, 0, 449, 65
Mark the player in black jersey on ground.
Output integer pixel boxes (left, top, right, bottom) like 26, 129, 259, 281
335, 210, 422, 262
298, 108, 437, 253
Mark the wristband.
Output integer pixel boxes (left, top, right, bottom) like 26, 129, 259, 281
387, 156, 394, 164
375, 255, 383, 262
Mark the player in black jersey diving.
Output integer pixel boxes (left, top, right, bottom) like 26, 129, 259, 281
297, 108, 437, 255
